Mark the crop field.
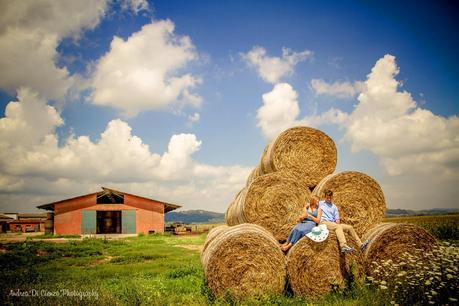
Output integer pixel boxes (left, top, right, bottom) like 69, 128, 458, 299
0, 215, 457, 305
384, 214, 459, 240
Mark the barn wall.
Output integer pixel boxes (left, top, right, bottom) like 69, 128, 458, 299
136, 208, 164, 234
53, 194, 95, 234
54, 199, 165, 234
54, 209, 82, 234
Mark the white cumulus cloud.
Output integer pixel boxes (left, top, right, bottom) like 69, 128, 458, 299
344, 54, 459, 178
257, 83, 300, 139
310, 79, 364, 99
256, 83, 347, 139
242, 46, 313, 84
0, 0, 108, 100
0, 88, 249, 212
91, 19, 202, 117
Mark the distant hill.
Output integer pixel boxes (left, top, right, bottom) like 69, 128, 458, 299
386, 208, 459, 217
164, 208, 459, 224
165, 210, 225, 224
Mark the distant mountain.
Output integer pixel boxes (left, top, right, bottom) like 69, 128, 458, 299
386, 208, 459, 217
165, 208, 458, 223
165, 210, 225, 224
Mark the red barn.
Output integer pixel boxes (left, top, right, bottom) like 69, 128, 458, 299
37, 187, 180, 235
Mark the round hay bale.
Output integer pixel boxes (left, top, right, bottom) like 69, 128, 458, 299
363, 223, 438, 274
202, 225, 229, 259
287, 231, 362, 297
261, 126, 337, 188
225, 199, 236, 226
226, 172, 311, 241
312, 171, 386, 236
259, 144, 270, 175
225, 188, 248, 226
201, 224, 286, 298
362, 223, 393, 242
246, 165, 263, 186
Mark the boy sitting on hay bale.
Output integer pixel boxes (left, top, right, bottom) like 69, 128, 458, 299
320, 189, 370, 253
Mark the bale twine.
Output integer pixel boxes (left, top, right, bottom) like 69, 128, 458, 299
201, 224, 286, 298
287, 231, 362, 297
226, 172, 311, 241
363, 223, 438, 274
201, 225, 229, 261
312, 171, 386, 236
261, 126, 337, 188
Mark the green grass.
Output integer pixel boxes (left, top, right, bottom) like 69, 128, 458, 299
30, 234, 82, 239
2, 215, 458, 305
0, 233, 394, 306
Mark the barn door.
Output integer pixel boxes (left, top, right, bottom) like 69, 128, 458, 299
81, 210, 96, 234
122, 210, 136, 234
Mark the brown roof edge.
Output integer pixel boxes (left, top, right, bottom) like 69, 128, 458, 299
37, 191, 98, 211
164, 203, 181, 213
102, 186, 182, 212
37, 187, 182, 212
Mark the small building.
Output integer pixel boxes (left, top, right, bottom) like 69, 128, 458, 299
0, 214, 14, 232
37, 187, 180, 235
0, 213, 47, 233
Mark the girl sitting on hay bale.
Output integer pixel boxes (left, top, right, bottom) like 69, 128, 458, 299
320, 189, 370, 253
281, 195, 322, 252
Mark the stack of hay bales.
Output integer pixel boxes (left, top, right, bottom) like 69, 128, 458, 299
201, 126, 438, 299
226, 126, 336, 241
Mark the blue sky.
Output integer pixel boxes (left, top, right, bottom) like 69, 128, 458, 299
0, 0, 457, 212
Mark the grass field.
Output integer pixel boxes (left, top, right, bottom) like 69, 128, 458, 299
384, 214, 459, 240
0, 215, 457, 305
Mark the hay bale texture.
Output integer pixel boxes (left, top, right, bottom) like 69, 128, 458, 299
287, 232, 362, 297
313, 171, 386, 236
362, 223, 438, 274
246, 165, 263, 186
201, 224, 286, 298
225, 172, 311, 241
261, 126, 337, 188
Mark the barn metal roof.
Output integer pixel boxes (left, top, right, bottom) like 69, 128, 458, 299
37, 187, 181, 213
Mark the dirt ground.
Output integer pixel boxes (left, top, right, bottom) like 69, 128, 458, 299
0, 232, 139, 244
